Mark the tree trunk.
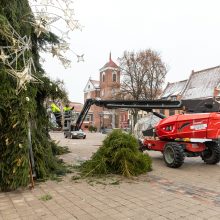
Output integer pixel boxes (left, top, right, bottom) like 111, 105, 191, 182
131, 109, 138, 132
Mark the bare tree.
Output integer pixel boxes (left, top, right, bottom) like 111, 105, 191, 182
118, 49, 167, 126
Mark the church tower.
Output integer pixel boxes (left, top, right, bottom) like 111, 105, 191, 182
99, 53, 121, 129
99, 53, 120, 99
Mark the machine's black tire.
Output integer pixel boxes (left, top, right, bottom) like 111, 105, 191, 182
163, 143, 185, 168
138, 139, 146, 152
201, 142, 220, 164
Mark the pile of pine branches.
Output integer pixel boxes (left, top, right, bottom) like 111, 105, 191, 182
80, 130, 152, 177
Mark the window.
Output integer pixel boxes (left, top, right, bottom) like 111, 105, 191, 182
85, 114, 93, 122
90, 114, 93, 122
111, 88, 115, 95
85, 115, 90, 121
101, 89, 105, 96
102, 72, 105, 82
112, 72, 117, 82
88, 85, 90, 89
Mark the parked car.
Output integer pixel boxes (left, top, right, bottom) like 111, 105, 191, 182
64, 129, 86, 139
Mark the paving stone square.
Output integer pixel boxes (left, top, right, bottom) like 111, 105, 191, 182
0, 132, 220, 219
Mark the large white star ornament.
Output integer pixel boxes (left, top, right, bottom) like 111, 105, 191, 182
7, 62, 43, 94
34, 19, 49, 38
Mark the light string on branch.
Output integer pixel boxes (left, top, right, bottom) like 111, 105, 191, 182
7, 58, 43, 95
0, 0, 83, 94
0, 20, 42, 95
29, 0, 84, 67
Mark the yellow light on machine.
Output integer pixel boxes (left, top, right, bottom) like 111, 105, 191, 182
183, 138, 190, 142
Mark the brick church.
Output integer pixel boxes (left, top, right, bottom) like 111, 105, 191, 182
83, 54, 129, 130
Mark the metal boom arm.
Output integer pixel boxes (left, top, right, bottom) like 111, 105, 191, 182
74, 98, 182, 131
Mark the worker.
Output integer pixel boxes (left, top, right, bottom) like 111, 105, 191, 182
51, 102, 62, 128
63, 104, 74, 112
51, 102, 61, 113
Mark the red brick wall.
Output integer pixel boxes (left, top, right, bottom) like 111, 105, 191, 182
100, 69, 120, 99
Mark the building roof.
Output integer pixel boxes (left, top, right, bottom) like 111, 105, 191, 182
90, 79, 100, 89
181, 66, 220, 100
83, 78, 100, 92
100, 53, 119, 71
160, 80, 187, 99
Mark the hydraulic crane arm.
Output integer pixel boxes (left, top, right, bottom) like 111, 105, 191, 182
74, 98, 182, 131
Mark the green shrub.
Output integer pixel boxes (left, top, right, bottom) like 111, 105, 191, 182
80, 129, 152, 177
88, 125, 97, 133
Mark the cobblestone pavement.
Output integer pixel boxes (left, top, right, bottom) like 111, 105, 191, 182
0, 132, 220, 220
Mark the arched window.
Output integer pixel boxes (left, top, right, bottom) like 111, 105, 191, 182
112, 72, 117, 82
102, 72, 105, 82
111, 88, 115, 95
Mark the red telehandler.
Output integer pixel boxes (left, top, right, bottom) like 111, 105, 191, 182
68, 98, 220, 168
141, 112, 220, 168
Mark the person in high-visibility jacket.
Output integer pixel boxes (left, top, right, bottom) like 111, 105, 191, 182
51, 103, 62, 127
51, 103, 61, 113
63, 104, 74, 112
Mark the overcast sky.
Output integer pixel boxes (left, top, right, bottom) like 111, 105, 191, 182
42, 0, 220, 103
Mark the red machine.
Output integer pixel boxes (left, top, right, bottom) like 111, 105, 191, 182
142, 112, 220, 168
74, 98, 220, 168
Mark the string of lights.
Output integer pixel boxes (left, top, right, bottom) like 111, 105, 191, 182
0, 0, 83, 94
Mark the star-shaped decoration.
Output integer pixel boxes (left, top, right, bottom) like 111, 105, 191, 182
62, 30, 70, 40
76, 54, 84, 62
8, 36, 33, 66
34, 19, 49, 38
6, 60, 43, 94
64, 8, 75, 17
0, 49, 10, 64
51, 45, 61, 57
65, 19, 82, 31
21, 36, 32, 51
58, 41, 70, 52
59, 56, 71, 69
